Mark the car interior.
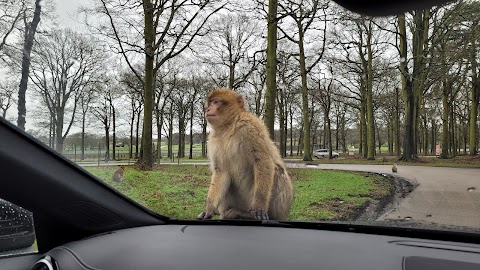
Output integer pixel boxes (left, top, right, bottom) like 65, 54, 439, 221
1, 0, 480, 269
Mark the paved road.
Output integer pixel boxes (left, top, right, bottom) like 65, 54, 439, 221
287, 164, 480, 228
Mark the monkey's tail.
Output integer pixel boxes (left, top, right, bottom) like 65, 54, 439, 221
269, 165, 294, 221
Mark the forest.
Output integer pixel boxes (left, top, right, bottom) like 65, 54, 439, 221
0, 0, 479, 169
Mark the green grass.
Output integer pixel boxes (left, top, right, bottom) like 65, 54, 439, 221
288, 169, 392, 220
85, 165, 392, 221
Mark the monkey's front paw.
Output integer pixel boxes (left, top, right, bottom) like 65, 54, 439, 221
196, 211, 214, 220
249, 208, 269, 220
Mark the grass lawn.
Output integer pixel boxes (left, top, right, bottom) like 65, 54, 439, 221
85, 165, 393, 221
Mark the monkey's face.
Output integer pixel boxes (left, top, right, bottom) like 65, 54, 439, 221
205, 98, 226, 126
205, 88, 245, 128
205, 98, 222, 122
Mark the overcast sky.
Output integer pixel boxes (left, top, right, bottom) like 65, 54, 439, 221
53, 0, 90, 30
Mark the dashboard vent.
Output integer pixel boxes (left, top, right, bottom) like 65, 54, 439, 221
53, 201, 123, 230
404, 256, 480, 270
31, 255, 58, 270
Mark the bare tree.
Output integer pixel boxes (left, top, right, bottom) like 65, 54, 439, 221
92, 86, 112, 161
79, 87, 96, 160
88, 0, 226, 169
277, 0, 330, 161
195, 13, 261, 90
0, 0, 26, 56
0, 79, 16, 118
120, 70, 143, 159
29, 29, 104, 153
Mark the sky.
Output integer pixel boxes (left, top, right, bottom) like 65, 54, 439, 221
53, 0, 90, 31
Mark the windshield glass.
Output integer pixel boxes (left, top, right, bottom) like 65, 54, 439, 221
1, 0, 479, 235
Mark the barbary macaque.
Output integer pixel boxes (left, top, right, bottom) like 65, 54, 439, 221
197, 88, 293, 220
112, 165, 125, 182
392, 163, 398, 173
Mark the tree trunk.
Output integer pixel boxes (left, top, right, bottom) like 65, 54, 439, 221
366, 21, 375, 160
297, 124, 303, 156
439, 39, 449, 158
450, 102, 456, 157
335, 113, 339, 151
469, 27, 479, 155
289, 106, 293, 156
81, 114, 86, 160
55, 110, 64, 153
279, 90, 286, 157
399, 14, 415, 161
387, 118, 393, 155
263, 0, 278, 139
105, 124, 110, 161
423, 113, 428, 155
141, 0, 155, 169
178, 108, 185, 158
228, 64, 235, 89
189, 101, 194, 159
327, 115, 332, 159
135, 110, 141, 159
431, 119, 436, 155
395, 87, 401, 156
202, 119, 207, 158
298, 28, 312, 161
17, 0, 42, 130
158, 117, 163, 163
130, 107, 135, 159
112, 106, 116, 160
168, 105, 173, 158
361, 96, 367, 158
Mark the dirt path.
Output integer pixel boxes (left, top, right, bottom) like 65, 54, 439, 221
286, 163, 480, 229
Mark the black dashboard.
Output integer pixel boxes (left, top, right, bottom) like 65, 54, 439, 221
30, 224, 480, 270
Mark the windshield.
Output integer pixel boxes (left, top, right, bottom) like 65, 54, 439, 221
1, 0, 479, 235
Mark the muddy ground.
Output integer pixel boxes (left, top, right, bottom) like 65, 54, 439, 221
354, 173, 416, 222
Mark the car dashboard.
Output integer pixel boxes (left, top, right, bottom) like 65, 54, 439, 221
27, 224, 480, 270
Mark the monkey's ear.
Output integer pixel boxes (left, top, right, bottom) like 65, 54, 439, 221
237, 95, 245, 108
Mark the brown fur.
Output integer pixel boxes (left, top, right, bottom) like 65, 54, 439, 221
392, 163, 398, 173
197, 88, 293, 220
112, 165, 125, 182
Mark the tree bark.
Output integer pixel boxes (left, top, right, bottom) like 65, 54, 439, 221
189, 99, 194, 159
112, 105, 116, 160
141, 0, 155, 169
298, 27, 312, 161
17, 0, 42, 130
399, 14, 415, 161
279, 89, 286, 157
469, 23, 479, 155
366, 21, 375, 160
81, 113, 86, 160
263, 0, 278, 139
135, 109, 141, 159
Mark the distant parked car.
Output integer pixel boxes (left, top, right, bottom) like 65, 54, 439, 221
313, 149, 339, 159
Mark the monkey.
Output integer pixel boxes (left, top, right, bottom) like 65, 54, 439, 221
112, 165, 125, 182
196, 88, 293, 221
392, 163, 398, 173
